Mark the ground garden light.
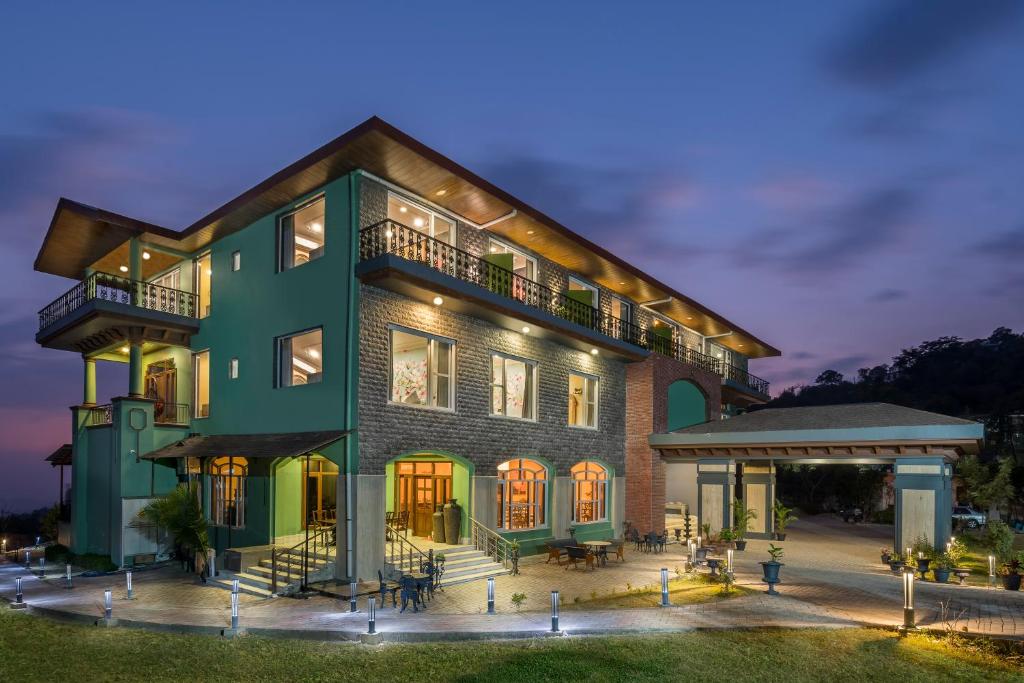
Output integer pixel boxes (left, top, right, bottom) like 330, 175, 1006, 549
487, 576, 495, 614
899, 568, 916, 635
126, 571, 134, 599
104, 590, 113, 620
988, 555, 996, 588
660, 568, 670, 607
550, 590, 560, 632
367, 597, 376, 634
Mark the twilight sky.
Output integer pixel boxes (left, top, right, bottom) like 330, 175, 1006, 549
1, 1, 1022, 511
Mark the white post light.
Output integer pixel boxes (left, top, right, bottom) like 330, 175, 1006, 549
899, 568, 916, 634
232, 578, 240, 595
727, 548, 735, 576
2, 538, 6, 554
550, 590, 560, 632
905, 547, 911, 562
126, 571, 134, 599
367, 596, 376, 634
350, 581, 358, 612
66, 564, 73, 590
230, 592, 239, 630
988, 555, 996, 588
660, 568, 670, 607
104, 590, 113, 620
24, 550, 30, 569
35, 536, 40, 547
15, 577, 23, 604
38, 558, 45, 576
487, 576, 495, 614
689, 541, 696, 568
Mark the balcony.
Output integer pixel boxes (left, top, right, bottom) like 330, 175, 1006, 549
357, 220, 770, 397
86, 401, 190, 427
37, 272, 200, 353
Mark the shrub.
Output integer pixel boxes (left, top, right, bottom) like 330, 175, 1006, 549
911, 535, 934, 560
873, 505, 895, 525
510, 592, 526, 610
44, 543, 69, 563
984, 521, 1014, 562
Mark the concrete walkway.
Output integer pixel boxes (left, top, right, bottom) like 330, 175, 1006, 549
3, 516, 1021, 642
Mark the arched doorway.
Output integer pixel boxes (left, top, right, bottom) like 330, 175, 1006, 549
386, 452, 473, 541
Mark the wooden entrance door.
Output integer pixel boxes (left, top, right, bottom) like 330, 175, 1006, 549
394, 460, 454, 538
413, 476, 434, 536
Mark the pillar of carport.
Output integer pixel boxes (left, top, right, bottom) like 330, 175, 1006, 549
893, 457, 953, 553
696, 459, 734, 535
739, 462, 775, 539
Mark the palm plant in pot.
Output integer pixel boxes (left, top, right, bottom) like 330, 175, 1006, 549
773, 501, 797, 541
931, 552, 953, 583
137, 483, 209, 576
1000, 552, 1023, 591
731, 499, 757, 551
760, 544, 784, 594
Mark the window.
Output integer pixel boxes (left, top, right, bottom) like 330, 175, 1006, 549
193, 350, 210, 418
568, 373, 598, 428
610, 296, 631, 323
279, 197, 325, 270
194, 253, 211, 318
389, 327, 454, 410
228, 357, 239, 379
487, 238, 536, 281
231, 251, 241, 272
387, 193, 455, 244
496, 458, 547, 530
568, 277, 599, 308
490, 354, 537, 420
571, 461, 608, 523
277, 328, 323, 386
210, 456, 247, 528
150, 268, 180, 290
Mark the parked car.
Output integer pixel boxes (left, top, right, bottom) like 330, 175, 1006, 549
952, 506, 987, 529
840, 507, 864, 523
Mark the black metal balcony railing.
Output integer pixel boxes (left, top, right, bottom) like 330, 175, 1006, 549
38, 271, 199, 331
360, 220, 770, 396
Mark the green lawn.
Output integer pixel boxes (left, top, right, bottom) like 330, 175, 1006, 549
948, 530, 1024, 587
1, 609, 1020, 682
562, 573, 751, 610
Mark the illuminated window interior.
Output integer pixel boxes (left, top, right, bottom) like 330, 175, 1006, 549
568, 373, 598, 428
193, 350, 210, 418
279, 197, 325, 270
571, 461, 608, 523
210, 456, 247, 528
278, 328, 323, 387
496, 458, 547, 530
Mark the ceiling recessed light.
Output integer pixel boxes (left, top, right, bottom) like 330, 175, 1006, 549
413, 217, 425, 228
687, 316, 694, 320
307, 348, 320, 359
432, 296, 444, 306
308, 221, 323, 233
521, 326, 530, 334
119, 346, 129, 353
738, 344, 744, 347
399, 206, 408, 213
142, 251, 151, 260
590, 348, 599, 356
435, 189, 447, 196
119, 265, 128, 273
526, 230, 535, 235
618, 281, 625, 285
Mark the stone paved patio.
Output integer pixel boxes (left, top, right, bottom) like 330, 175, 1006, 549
2, 515, 1021, 641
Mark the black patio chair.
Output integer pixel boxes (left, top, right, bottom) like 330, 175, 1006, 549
564, 546, 595, 571
656, 531, 668, 553
645, 532, 658, 553
378, 570, 399, 608
399, 575, 422, 613
629, 528, 642, 551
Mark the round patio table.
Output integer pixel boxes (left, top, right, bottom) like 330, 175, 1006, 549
584, 541, 611, 567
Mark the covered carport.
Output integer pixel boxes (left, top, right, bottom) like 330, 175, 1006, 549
649, 403, 984, 551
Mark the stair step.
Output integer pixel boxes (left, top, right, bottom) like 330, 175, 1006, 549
444, 562, 507, 580
208, 574, 274, 598
442, 566, 510, 587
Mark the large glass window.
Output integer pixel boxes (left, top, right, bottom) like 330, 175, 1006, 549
193, 350, 210, 418
571, 461, 608, 523
568, 277, 599, 308
387, 193, 455, 244
496, 458, 547, 530
277, 328, 323, 387
210, 456, 247, 528
568, 373, 599, 428
194, 253, 211, 318
279, 197, 325, 270
490, 354, 537, 420
389, 327, 454, 409
487, 238, 536, 281
610, 296, 631, 323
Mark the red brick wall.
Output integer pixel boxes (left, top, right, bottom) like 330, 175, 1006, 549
625, 354, 720, 532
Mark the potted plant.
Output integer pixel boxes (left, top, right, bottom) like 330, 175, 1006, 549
880, 547, 893, 565
911, 535, 933, 577
888, 553, 906, 574
717, 527, 736, 549
932, 552, 953, 583
1000, 553, 1023, 591
731, 499, 757, 551
773, 502, 797, 541
760, 544, 784, 594
136, 483, 209, 577
701, 522, 712, 543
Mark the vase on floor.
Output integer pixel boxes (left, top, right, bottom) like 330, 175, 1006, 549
443, 499, 462, 545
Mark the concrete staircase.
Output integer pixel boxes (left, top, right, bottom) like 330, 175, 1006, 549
210, 546, 334, 598
386, 544, 508, 587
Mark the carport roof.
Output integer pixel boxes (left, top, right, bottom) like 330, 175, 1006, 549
650, 403, 984, 460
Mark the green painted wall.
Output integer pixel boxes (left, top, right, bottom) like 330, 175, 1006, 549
667, 380, 706, 431
384, 452, 473, 539
273, 458, 304, 538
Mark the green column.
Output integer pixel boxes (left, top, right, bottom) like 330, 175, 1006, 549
83, 356, 97, 406
129, 340, 144, 398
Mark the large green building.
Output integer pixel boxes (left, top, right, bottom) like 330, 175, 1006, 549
34, 117, 779, 592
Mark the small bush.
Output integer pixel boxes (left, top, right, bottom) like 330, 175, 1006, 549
44, 544, 69, 563
873, 506, 895, 525
510, 592, 526, 610
71, 553, 117, 573
984, 521, 1014, 562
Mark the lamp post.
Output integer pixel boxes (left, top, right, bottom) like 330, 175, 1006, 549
104, 590, 113, 620
726, 549, 735, 577
988, 555, 996, 588
38, 557, 45, 577
65, 564, 73, 590
898, 568, 916, 635
550, 591, 560, 632
350, 581, 358, 613
15, 577, 23, 604
24, 549, 30, 569
487, 576, 495, 614
126, 571, 134, 600
660, 568, 670, 607
367, 597, 376, 635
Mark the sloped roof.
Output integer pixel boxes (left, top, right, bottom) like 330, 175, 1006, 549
140, 430, 350, 460
45, 444, 72, 467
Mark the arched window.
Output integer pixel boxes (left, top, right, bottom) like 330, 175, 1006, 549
496, 459, 547, 530
210, 456, 248, 528
571, 461, 608, 523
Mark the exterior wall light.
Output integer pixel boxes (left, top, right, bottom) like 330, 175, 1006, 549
521, 326, 530, 334
487, 576, 495, 614
550, 590, 560, 632
432, 296, 444, 306
899, 567, 916, 635
660, 568, 670, 607
589, 348, 598, 356
367, 596, 377, 634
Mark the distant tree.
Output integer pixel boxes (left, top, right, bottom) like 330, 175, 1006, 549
959, 456, 1016, 520
814, 370, 844, 386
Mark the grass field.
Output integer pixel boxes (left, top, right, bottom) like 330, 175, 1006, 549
1, 609, 1020, 682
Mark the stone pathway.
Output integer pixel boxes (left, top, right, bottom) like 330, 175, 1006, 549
2, 516, 1021, 641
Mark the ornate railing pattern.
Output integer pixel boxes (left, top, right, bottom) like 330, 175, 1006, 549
470, 516, 511, 568
38, 271, 198, 331
359, 220, 769, 395
88, 404, 112, 426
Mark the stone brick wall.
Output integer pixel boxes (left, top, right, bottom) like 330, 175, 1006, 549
357, 284, 627, 477
625, 353, 720, 532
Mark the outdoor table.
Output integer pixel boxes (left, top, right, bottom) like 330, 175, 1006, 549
584, 541, 611, 567
399, 572, 430, 612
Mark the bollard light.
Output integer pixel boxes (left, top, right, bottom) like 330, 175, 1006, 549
905, 547, 911, 562
65, 564, 73, 590
2, 538, 6, 554
230, 591, 239, 630
208, 551, 216, 579
899, 567, 916, 634
24, 549, 30, 569
38, 557, 45, 576
660, 568, 670, 607
487, 576, 495, 614
727, 548, 735, 576
945, 542, 951, 555
696, 536, 702, 549
126, 571, 134, 599
350, 581, 358, 612
367, 596, 376, 634
104, 589, 113, 620
689, 541, 696, 568
550, 590, 560, 632
988, 555, 996, 588
15, 577, 23, 604
35, 536, 40, 547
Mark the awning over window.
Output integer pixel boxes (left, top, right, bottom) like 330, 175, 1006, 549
140, 430, 351, 461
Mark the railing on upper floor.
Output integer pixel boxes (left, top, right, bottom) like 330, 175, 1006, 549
38, 271, 199, 332
359, 220, 770, 396
88, 404, 112, 426
154, 402, 190, 425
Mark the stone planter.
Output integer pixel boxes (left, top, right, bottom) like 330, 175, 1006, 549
1003, 573, 1022, 591
774, 532, 787, 541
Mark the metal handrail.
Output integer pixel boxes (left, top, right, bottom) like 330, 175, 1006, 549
153, 401, 190, 425
359, 220, 770, 396
385, 523, 429, 574
470, 516, 511, 568
38, 271, 198, 331
270, 523, 333, 594
88, 404, 112, 426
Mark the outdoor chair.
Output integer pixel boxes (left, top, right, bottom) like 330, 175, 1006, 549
645, 532, 658, 553
396, 511, 410, 537
545, 538, 574, 565
656, 531, 668, 553
399, 575, 422, 613
564, 546, 595, 571
378, 570, 400, 608
611, 539, 625, 562
418, 561, 436, 601
629, 528, 643, 551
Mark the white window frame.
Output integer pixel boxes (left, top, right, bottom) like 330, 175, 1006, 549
192, 349, 210, 419
387, 325, 456, 412
567, 372, 599, 430
571, 461, 609, 524
610, 295, 632, 323
277, 195, 326, 272
568, 276, 599, 308
496, 458, 548, 530
487, 237, 537, 281
489, 352, 538, 421
149, 267, 180, 290
387, 191, 457, 245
